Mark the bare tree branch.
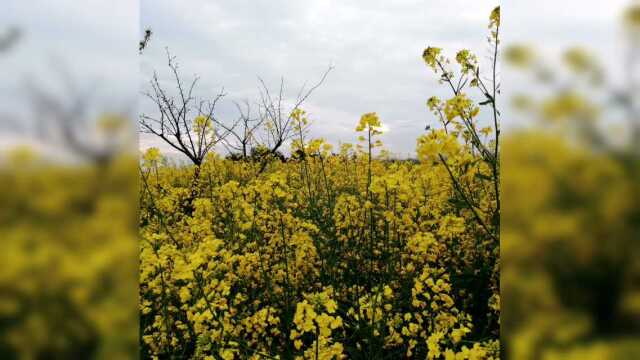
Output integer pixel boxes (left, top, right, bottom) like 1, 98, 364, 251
256, 65, 333, 158
140, 49, 236, 165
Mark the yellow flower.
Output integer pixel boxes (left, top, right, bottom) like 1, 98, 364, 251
489, 6, 500, 28
443, 93, 476, 121
356, 112, 383, 133
178, 287, 191, 303
142, 147, 161, 165
427, 96, 441, 112
193, 115, 213, 136
455, 49, 477, 75
330, 317, 343, 330
423, 46, 442, 70
416, 129, 460, 161
325, 299, 338, 314
383, 285, 393, 299
219, 349, 235, 360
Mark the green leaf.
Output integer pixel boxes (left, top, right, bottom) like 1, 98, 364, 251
475, 172, 493, 182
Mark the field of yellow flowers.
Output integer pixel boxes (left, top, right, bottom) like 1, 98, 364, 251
138, 7, 500, 360
139, 128, 499, 359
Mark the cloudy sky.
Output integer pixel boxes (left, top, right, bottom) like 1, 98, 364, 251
139, 0, 500, 157
0, 0, 632, 157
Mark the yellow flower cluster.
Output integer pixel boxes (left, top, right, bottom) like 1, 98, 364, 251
290, 288, 344, 359
138, 7, 502, 359
455, 50, 478, 75
139, 113, 499, 357
489, 6, 500, 29
423, 46, 443, 71
193, 115, 213, 136
143, 147, 162, 166
443, 94, 479, 122
416, 129, 461, 161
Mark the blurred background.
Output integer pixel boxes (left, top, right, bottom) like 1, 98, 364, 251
0, 1, 139, 359
502, 0, 640, 358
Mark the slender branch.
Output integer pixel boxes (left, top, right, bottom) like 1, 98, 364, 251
438, 154, 497, 242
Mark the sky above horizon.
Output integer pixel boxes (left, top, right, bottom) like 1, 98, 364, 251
0, 0, 632, 159
139, 0, 501, 158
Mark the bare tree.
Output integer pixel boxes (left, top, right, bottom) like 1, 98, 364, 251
140, 48, 238, 166
219, 64, 332, 164
25, 67, 133, 166
219, 99, 264, 159
256, 66, 333, 158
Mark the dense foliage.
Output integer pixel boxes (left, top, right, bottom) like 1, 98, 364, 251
140, 136, 499, 359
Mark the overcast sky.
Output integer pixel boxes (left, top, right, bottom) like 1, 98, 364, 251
0, 0, 632, 157
139, 0, 503, 157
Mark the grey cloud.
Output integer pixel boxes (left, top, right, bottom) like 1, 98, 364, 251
140, 0, 501, 157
